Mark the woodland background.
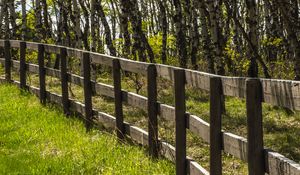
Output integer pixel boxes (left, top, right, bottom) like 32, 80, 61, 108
0, 0, 299, 79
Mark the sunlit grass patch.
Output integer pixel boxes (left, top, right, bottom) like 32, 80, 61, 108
0, 84, 174, 175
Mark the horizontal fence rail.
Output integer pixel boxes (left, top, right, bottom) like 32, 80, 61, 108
0, 39, 300, 175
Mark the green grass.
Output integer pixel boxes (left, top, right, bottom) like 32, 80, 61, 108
0, 84, 174, 175
1, 61, 300, 174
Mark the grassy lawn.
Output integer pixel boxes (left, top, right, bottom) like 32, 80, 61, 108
0, 84, 174, 175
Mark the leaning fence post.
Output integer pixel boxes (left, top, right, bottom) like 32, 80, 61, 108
113, 59, 124, 140
38, 44, 46, 104
83, 52, 93, 131
147, 64, 159, 158
174, 68, 186, 175
4, 40, 11, 82
20, 41, 27, 89
246, 78, 264, 175
209, 76, 223, 175
60, 47, 69, 115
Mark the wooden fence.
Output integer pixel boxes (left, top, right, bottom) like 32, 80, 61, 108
0, 39, 300, 175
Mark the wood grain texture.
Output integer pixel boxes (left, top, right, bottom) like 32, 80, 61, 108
113, 59, 124, 140
26, 42, 39, 51
4, 40, 11, 82
90, 52, 113, 67
19, 41, 27, 89
246, 79, 264, 175
83, 52, 93, 130
209, 76, 223, 175
38, 44, 46, 104
9, 40, 20, 48
174, 68, 187, 175
147, 64, 159, 158
44, 44, 61, 54
60, 47, 69, 115
265, 150, 300, 175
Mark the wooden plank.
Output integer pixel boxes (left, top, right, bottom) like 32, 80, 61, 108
246, 78, 264, 175
160, 141, 176, 162
26, 42, 39, 51
44, 44, 61, 54
46, 91, 62, 105
4, 40, 11, 82
9, 40, 20, 48
27, 63, 39, 74
83, 51, 93, 130
66, 48, 83, 58
0, 40, 4, 47
45, 67, 61, 78
38, 44, 46, 104
155, 64, 175, 81
90, 52, 113, 67
94, 82, 114, 98
60, 47, 69, 115
188, 159, 209, 175
147, 64, 159, 158
93, 111, 116, 129
159, 103, 175, 121
123, 91, 148, 111
68, 73, 84, 86
19, 41, 27, 89
265, 149, 300, 175
261, 79, 300, 111
185, 70, 211, 91
209, 76, 223, 175
69, 100, 85, 115
174, 68, 187, 175
113, 59, 124, 140
222, 77, 246, 98
119, 58, 149, 75
223, 132, 247, 161
187, 115, 210, 143
125, 123, 149, 146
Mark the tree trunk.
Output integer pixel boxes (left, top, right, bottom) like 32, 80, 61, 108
158, 0, 167, 64
98, 0, 117, 56
173, 0, 187, 68
245, 0, 259, 77
207, 0, 225, 75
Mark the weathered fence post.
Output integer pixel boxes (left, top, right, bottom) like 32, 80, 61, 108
20, 41, 27, 89
174, 68, 186, 175
60, 47, 69, 115
4, 40, 11, 82
246, 78, 264, 175
210, 76, 223, 175
83, 52, 93, 131
113, 59, 124, 140
38, 44, 46, 104
147, 64, 159, 158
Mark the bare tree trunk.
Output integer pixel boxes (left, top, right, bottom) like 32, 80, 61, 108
72, 0, 82, 49
173, 0, 187, 68
98, 0, 117, 56
199, 1, 215, 73
245, 0, 259, 77
8, 0, 17, 39
158, 0, 167, 64
21, 0, 27, 40
90, 0, 97, 52
119, 0, 131, 58
207, 0, 225, 75
190, 0, 200, 70
35, 0, 42, 41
